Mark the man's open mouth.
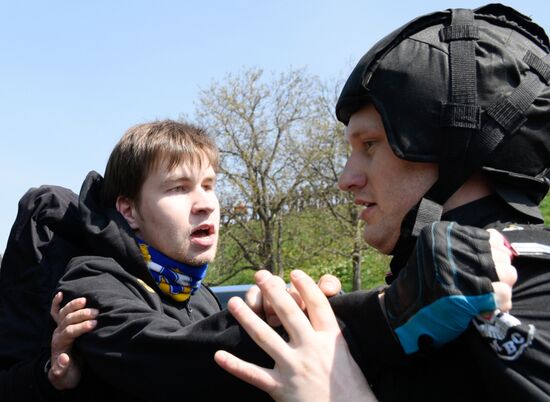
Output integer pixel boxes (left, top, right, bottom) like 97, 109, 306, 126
191, 224, 215, 238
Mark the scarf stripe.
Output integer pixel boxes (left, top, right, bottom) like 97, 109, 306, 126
137, 239, 208, 302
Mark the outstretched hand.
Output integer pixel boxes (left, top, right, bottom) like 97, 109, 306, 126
48, 292, 98, 390
215, 270, 376, 402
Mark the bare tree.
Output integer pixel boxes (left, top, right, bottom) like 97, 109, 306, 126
300, 81, 370, 290
196, 68, 325, 278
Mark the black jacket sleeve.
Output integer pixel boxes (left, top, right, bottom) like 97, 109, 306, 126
0, 352, 57, 402
331, 225, 550, 401
58, 256, 273, 402
329, 287, 406, 384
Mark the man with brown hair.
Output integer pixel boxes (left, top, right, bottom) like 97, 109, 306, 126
56, 120, 274, 401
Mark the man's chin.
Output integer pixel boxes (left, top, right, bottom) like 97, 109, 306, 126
184, 251, 217, 266
364, 228, 396, 255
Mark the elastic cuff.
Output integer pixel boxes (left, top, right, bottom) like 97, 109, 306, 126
43, 358, 51, 375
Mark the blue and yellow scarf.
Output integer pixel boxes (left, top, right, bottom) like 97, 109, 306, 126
137, 239, 208, 302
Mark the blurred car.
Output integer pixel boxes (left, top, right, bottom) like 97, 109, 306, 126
210, 284, 254, 309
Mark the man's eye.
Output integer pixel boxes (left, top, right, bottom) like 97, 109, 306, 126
363, 140, 375, 151
169, 186, 187, 193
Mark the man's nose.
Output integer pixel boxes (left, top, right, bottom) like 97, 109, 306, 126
338, 156, 367, 192
192, 190, 217, 214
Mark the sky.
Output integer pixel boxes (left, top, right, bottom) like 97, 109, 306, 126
0, 0, 549, 254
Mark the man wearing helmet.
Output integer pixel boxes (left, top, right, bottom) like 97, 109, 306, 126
214, 4, 550, 401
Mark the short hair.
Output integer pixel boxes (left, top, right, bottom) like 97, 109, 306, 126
101, 120, 219, 207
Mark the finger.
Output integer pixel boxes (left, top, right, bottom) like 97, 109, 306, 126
256, 273, 314, 341
493, 263, 517, 288
59, 308, 99, 329
487, 229, 514, 261
50, 353, 70, 377
254, 271, 281, 327
290, 270, 339, 332
268, 282, 303, 328
491, 281, 513, 312
264, 298, 283, 327
52, 320, 97, 352
61, 319, 98, 340
244, 285, 263, 316
317, 274, 342, 297
58, 297, 88, 323
214, 350, 278, 394
265, 311, 282, 327
254, 270, 273, 284
487, 229, 517, 287
287, 281, 306, 311
227, 296, 290, 360
50, 292, 64, 324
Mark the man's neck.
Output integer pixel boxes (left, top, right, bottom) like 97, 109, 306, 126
443, 172, 493, 213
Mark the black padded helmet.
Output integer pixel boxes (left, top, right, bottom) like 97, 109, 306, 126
336, 3, 550, 252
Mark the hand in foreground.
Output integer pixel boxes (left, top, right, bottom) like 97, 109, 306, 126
48, 292, 98, 390
215, 270, 376, 402
245, 272, 342, 326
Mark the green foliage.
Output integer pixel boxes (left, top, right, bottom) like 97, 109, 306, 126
207, 194, 550, 290
206, 206, 390, 291
541, 194, 550, 222
361, 248, 391, 290
307, 250, 390, 293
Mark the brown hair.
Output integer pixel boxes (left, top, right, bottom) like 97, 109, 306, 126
101, 120, 219, 207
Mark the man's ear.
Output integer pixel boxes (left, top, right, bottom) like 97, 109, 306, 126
116, 196, 140, 230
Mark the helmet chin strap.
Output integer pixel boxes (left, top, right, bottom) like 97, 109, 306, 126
388, 165, 477, 278
388, 177, 461, 271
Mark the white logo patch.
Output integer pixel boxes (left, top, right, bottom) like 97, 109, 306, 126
473, 311, 535, 361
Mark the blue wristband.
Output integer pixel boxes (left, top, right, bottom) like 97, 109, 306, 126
395, 293, 497, 354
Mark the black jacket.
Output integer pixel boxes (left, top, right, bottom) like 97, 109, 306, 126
0, 184, 87, 402
331, 195, 550, 401
57, 172, 272, 401
0, 352, 59, 402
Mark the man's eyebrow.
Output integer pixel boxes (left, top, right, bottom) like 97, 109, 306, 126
163, 176, 192, 185
164, 174, 217, 184
347, 130, 362, 140
347, 129, 370, 139
347, 126, 381, 140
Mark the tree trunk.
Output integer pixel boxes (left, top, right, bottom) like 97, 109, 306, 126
263, 219, 275, 273
352, 212, 363, 291
276, 214, 284, 278
352, 243, 362, 291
